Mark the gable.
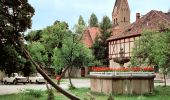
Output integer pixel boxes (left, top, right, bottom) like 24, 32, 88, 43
82, 27, 100, 48
82, 29, 93, 48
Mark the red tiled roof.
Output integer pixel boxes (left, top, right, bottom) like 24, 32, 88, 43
82, 27, 100, 48
108, 10, 170, 41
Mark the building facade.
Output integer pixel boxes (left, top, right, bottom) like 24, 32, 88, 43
108, 0, 170, 68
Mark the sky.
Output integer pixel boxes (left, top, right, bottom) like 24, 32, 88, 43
27, 0, 170, 32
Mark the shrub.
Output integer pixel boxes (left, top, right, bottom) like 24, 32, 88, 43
25, 89, 43, 98
47, 88, 55, 100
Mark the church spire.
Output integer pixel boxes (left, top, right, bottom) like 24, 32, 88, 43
112, 0, 130, 29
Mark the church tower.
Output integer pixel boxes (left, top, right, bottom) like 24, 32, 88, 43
112, 0, 130, 31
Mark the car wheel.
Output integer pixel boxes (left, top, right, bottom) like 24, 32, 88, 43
23, 82, 26, 85
13, 80, 17, 85
36, 80, 39, 84
30, 80, 32, 84
4, 80, 7, 85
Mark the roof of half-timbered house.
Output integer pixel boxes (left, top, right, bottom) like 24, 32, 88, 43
108, 10, 170, 41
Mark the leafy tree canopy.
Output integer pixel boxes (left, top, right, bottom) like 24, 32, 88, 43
53, 33, 94, 72
78, 15, 86, 26
92, 16, 112, 66
89, 13, 99, 27
131, 30, 170, 86
0, 0, 35, 75
73, 15, 86, 34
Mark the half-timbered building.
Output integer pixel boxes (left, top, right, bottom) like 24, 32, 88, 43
108, 9, 170, 67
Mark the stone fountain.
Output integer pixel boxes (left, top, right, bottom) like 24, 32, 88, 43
113, 48, 130, 67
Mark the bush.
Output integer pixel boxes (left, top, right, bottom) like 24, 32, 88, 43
47, 88, 55, 100
25, 89, 43, 98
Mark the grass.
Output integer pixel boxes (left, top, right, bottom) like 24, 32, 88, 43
0, 86, 170, 100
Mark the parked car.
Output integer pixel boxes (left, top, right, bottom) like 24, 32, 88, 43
29, 73, 46, 84
2, 73, 28, 85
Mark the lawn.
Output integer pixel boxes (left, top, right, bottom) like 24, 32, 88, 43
0, 86, 170, 100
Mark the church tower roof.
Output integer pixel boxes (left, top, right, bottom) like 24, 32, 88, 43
112, 0, 130, 35
112, 0, 130, 15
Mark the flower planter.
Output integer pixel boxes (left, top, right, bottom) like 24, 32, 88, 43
90, 72, 155, 77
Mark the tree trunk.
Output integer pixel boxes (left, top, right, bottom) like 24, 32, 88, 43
68, 66, 74, 88
163, 73, 167, 87
22, 47, 80, 100
57, 66, 70, 85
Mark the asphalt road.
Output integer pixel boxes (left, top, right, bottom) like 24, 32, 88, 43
0, 79, 90, 95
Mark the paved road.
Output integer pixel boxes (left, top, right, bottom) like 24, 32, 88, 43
0, 78, 170, 95
0, 79, 90, 95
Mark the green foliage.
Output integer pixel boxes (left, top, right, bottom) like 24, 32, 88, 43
78, 15, 86, 26
1, 87, 170, 100
22, 61, 35, 76
89, 13, 99, 27
53, 34, 94, 72
40, 21, 69, 51
92, 16, 112, 66
27, 42, 48, 66
25, 30, 43, 42
0, 45, 25, 75
74, 15, 86, 34
25, 89, 43, 98
131, 30, 170, 75
0, 0, 34, 75
47, 88, 55, 100
68, 84, 76, 90
100, 16, 112, 32
26, 21, 69, 68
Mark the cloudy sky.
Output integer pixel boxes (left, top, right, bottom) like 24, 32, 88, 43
28, 0, 170, 31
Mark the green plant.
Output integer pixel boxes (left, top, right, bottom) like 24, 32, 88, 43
25, 89, 43, 98
47, 88, 55, 100
68, 84, 76, 90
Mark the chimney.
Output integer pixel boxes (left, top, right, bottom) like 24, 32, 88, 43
136, 13, 140, 21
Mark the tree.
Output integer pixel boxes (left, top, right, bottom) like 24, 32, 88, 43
53, 33, 94, 86
27, 42, 48, 66
25, 30, 43, 43
74, 15, 86, 35
89, 13, 99, 27
0, 0, 80, 99
0, 45, 25, 76
78, 15, 85, 26
92, 16, 112, 66
26, 21, 70, 68
131, 30, 170, 87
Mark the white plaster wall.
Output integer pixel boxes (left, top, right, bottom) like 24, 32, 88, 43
109, 60, 131, 68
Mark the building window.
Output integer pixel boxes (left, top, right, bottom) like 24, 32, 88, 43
124, 17, 126, 22
114, 19, 115, 24
116, 18, 117, 23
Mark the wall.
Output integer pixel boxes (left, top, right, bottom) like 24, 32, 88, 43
109, 36, 139, 67
90, 75, 155, 95
64, 67, 89, 78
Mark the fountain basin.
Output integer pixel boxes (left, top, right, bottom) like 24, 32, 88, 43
90, 72, 155, 95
